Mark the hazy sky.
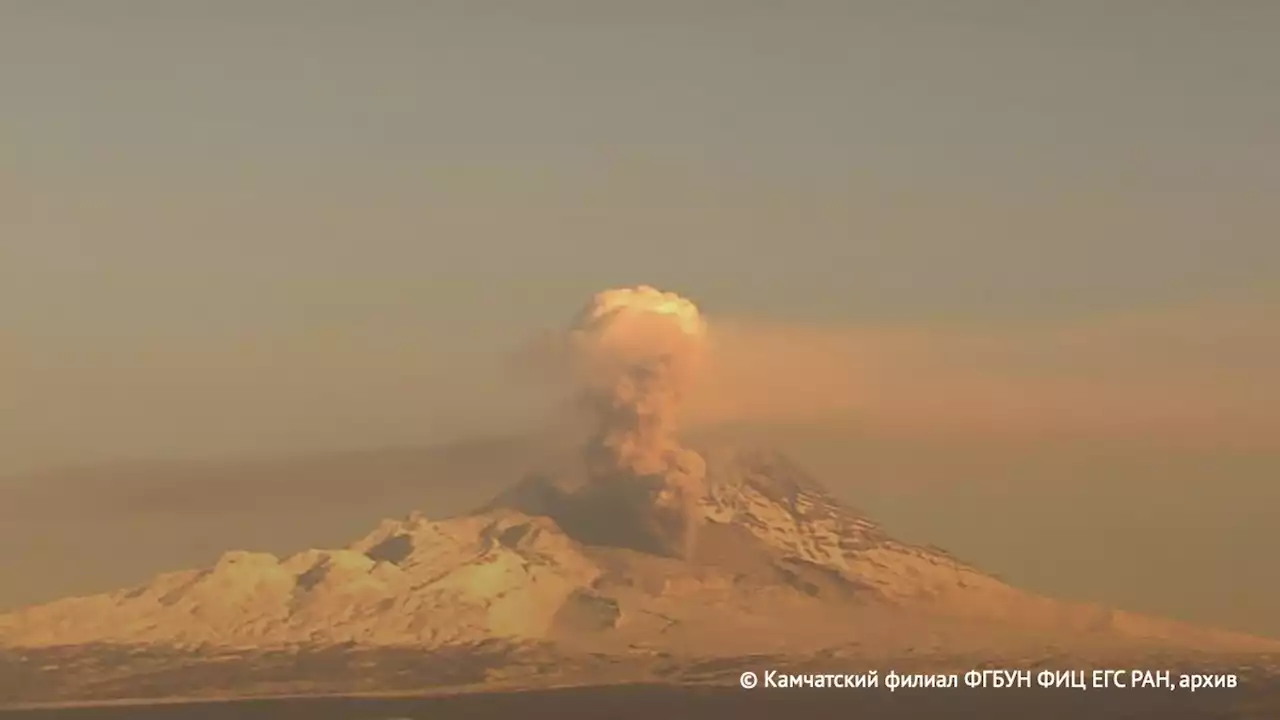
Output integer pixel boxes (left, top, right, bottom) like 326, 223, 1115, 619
3, 1, 1279, 473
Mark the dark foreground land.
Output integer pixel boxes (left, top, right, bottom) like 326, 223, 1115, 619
3, 683, 1280, 720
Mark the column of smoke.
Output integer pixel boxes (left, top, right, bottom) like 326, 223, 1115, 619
566, 286, 709, 558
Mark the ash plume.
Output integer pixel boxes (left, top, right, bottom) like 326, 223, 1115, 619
561, 286, 710, 557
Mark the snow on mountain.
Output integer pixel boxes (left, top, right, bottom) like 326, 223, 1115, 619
0, 509, 599, 648
0, 448, 1273, 657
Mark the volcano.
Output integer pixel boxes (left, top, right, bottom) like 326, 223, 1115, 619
1, 446, 1276, 705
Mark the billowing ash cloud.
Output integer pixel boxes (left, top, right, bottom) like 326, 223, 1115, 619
562, 286, 710, 557
569, 286, 706, 476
